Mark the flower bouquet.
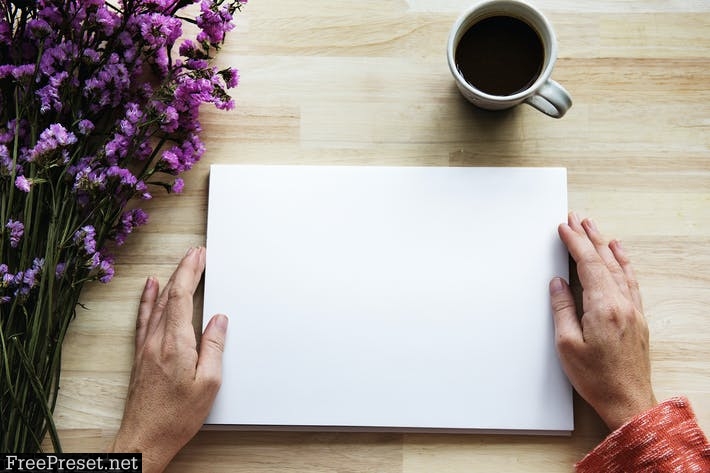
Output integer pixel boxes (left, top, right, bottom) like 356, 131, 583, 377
0, 0, 243, 452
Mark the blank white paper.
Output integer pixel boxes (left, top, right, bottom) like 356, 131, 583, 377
203, 165, 572, 434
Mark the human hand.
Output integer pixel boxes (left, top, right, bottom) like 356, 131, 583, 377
109, 247, 228, 473
549, 213, 657, 431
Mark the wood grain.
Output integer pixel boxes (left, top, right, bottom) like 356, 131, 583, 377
47, 1, 710, 471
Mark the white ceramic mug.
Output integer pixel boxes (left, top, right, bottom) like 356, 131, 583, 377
447, 0, 572, 118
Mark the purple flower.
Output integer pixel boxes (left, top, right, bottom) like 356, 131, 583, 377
104, 134, 130, 162
74, 226, 97, 255
36, 71, 68, 113
82, 48, 101, 64
113, 208, 149, 245
39, 42, 79, 77
55, 262, 66, 279
98, 260, 114, 283
125, 102, 143, 124
136, 180, 152, 200
159, 147, 181, 173
0, 144, 11, 175
5, 219, 24, 248
28, 123, 77, 162
179, 39, 200, 58
106, 165, 137, 187
77, 120, 95, 135
196, 0, 235, 44
95, 6, 121, 35
90, 253, 115, 283
139, 13, 182, 48
157, 104, 179, 133
27, 18, 52, 39
172, 178, 184, 194
186, 58, 209, 70
220, 67, 239, 88
11, 64, 36, 81
23, 258, 45, 288
83, 53, 131, 111
15, 175, 31, 192
119, 119, 136, 137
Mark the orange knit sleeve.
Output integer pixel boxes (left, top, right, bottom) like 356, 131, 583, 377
576, 397, 710, 473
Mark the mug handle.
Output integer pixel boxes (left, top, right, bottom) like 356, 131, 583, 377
524, 80, 572, 118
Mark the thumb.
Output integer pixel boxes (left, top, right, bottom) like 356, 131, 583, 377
197, 313, 228, 390
549, 277, 582, 350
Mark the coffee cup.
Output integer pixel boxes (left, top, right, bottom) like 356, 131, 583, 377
447, 0, 572, 118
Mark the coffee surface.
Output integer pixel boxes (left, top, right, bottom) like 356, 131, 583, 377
455, 16, 544, 96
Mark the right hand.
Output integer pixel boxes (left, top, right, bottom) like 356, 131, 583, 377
549, 212, 657, 431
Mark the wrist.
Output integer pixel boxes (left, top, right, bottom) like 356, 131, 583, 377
108, 432, 171, 473
601, 392, 658, 431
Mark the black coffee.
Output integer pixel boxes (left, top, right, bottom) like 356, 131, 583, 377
455, 15, 544, 96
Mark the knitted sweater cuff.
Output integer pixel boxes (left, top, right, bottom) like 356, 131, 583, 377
575, 397, 710, 473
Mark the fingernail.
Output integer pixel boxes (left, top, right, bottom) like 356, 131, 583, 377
214, 314, 229, 331
586, 218, 598, 232
185, 247, 195, 256
145, 276, 154, 289
549, 277, 566, 294
570, 211, 580, 226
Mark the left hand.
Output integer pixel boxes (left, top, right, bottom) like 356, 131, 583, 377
109, 247, 228, 473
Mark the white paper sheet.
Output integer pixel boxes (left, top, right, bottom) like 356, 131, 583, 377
203, 165, 572, 434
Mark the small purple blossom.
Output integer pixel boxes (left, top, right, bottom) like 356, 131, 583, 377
15, 175, 31, 192
113, 208, 149, 245
125, 102, 143, 124
37, 71, 69, 114
196, 0, 235, 44
77, 119, 95, 135
73, 226, 97, 255
179, 39, 200, 58
220, 67, 239, 88
9, 64, 35, 81
5, 219, 24, 248
172, 178, 184, 194
22, 258, 45, 288
98, 260, 114, 283
92, 253, 115, 283
159, 105, 179, 132
28, 123, 77, 162
95, 6, 121, 35
106, 165, 137, 187
0, 144, 11, 175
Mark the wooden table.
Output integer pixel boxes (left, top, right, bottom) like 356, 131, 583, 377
50, 1, 710, 471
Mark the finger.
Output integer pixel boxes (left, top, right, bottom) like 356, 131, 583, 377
609, 239, 644, 312
567, 211, 585, 234
196, 313, 228, 395
558, 222, 615, 293
161, 247, 207, 340
581, 218, 630, 297
549, 277, 584, 349
135, 276, 159, 352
